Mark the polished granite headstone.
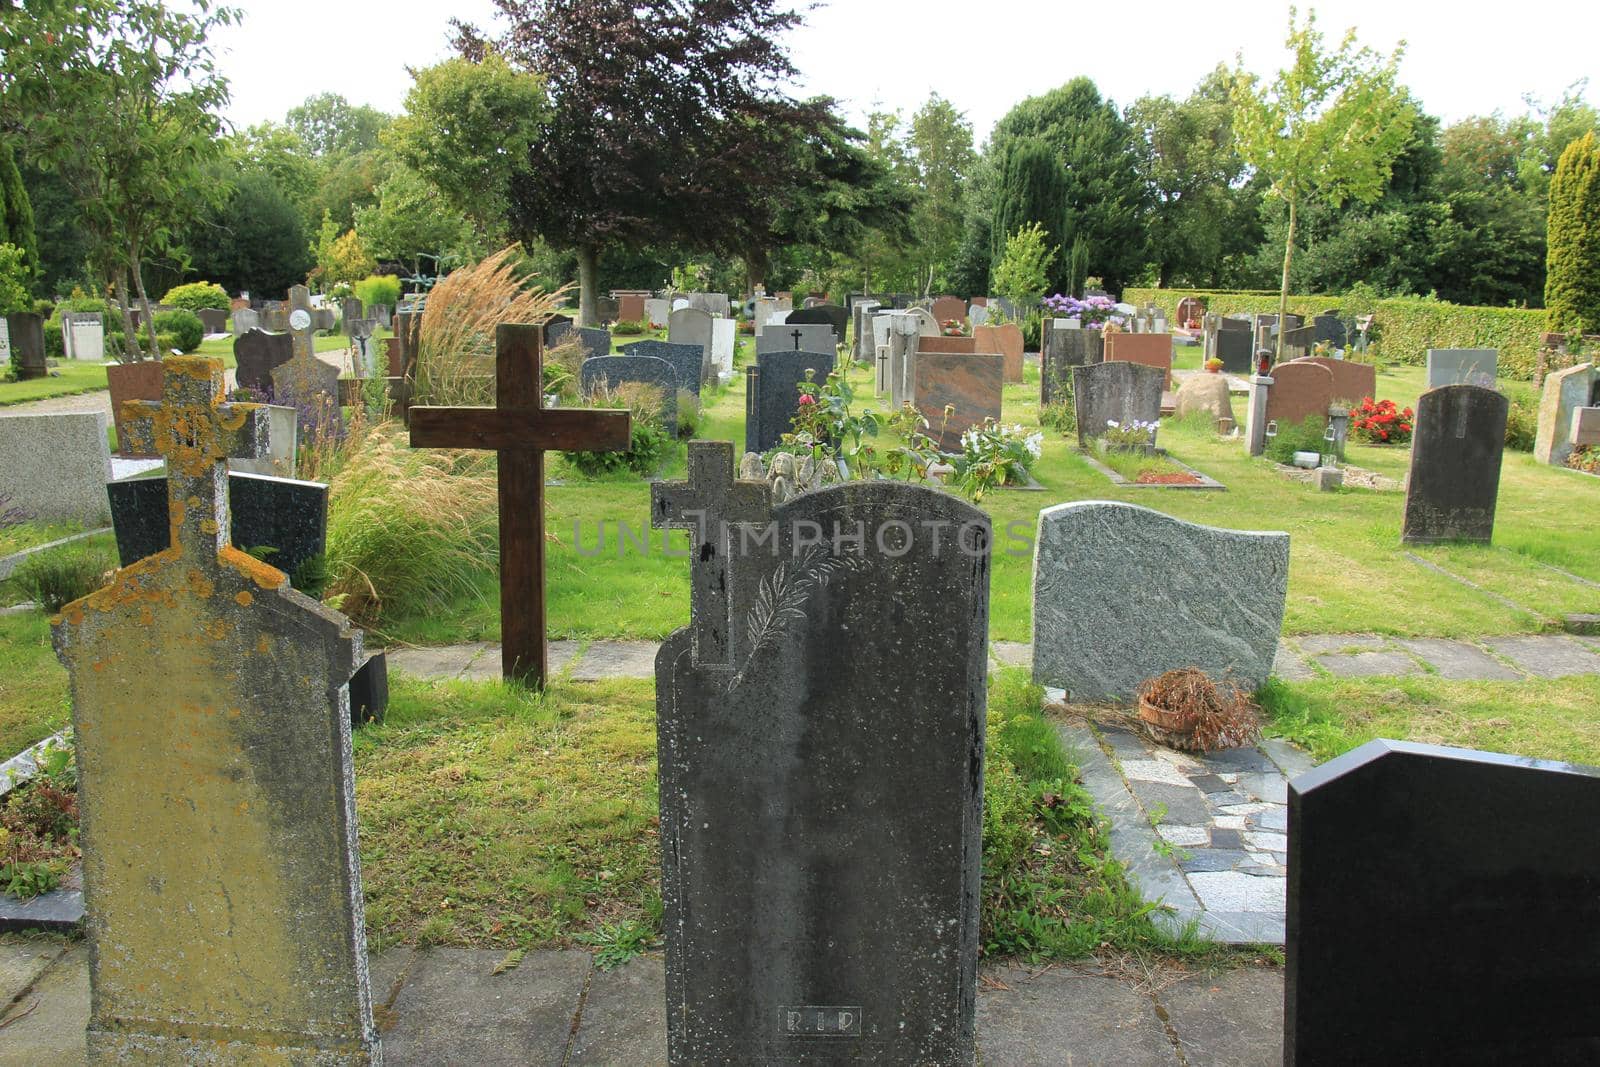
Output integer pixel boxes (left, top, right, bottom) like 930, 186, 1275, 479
1402, 384, 1509, 545
1286, 740, 1600, 1065
575, 327, 611, 361
579, 354, 678, 434
1215, 326, 1254, 374
785, 304, 848, 347
543, 315, 573, 347
914, 351, 1003, 452
652, 468, 988, 1064
619, 339, 704, 397
743, 349, 835, 454
1071, 361, 1164, 448
109, 471, 328, 580
756, 322, 836, 356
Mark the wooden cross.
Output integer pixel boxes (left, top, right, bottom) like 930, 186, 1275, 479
409, 324, 630, 687
122, 358, 271, 563
651, 441, 770, 667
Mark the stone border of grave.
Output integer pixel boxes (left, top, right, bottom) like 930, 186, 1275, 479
0, 528, 112, 582
0, 731, 85, 933
1272, 462, 1398, 492
1077, 449, 1225, 491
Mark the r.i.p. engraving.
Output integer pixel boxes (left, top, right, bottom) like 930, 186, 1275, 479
781, 1006, 864, 1038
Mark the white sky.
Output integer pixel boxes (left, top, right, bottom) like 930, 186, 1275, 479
213, 0, 1599, 142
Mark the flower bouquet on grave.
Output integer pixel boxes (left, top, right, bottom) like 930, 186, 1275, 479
940, 319, 967, 337
1099, 418, 1159, 455
1040, 293, 1126, 332
949, 419, 1043, 501
1135, 668, 1261, 754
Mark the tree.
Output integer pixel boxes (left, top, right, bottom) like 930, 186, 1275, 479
991, 222, 1057, 312
992, 138, 1068, 287
186, 171, 313, 297
907, 94, 976, 291
355, 166, 479, 276
286, 93, 391, 158
0, 0, 238, 358
452, 0, 828, 325
1545, 132, 1600, 334
0, 142, 38, 292
1232, 8, 1413, 362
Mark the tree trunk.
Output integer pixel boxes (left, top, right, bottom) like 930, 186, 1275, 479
130, 242, 159, 360
576, 244, 600, 327
111, 265, 139, 361
1276, 198, 1297, 367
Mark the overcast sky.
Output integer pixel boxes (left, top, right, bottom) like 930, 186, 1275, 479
212, 0, 1598, 142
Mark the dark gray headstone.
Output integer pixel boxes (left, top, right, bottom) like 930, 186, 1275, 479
5, 313, 46, 380
619, 339, 703, 398
580, 354, 678, 434
653, 471, 988, 1064
108, 471, 328, 580
233, 328, 293, 398
197, 307, 229, 335
786, 305, 848, 347
744, 349, 835, 454
595, 296, 620, 323
1401, 384, 1509, 545
1042, 328, 1104, 406
576, 327, 611, 361
756, 323, 836, 356
1310, 315, 1347, 348
1071, 361, 1165, 448
349, 650, 387, 729
1287, 739, 1600, 1065
544, 315, 573, 347
1216, 327, 1253, 374
341, 297, 363, 336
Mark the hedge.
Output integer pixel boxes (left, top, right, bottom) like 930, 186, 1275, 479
1124, 288, 1548, 380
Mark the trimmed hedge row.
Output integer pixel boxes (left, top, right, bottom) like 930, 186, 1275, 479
1124, 288, 1548, 380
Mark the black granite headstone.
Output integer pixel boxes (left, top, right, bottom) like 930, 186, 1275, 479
543, 315, 573, 348
1041, 328, 1104, 406
1287, 739, 1600, 1065
579, 354, 678, 434
743, 349, 835, 454
755, 323, 835, 357
1310, 314, 1347, 348
786, 305, 848, 347
652, 473, 989, 1064
349, 650, 388, 728
619, 339, 703, 398
576, 326, 611, 361
1071, 361, 1165, 448
7, 313, 47, 380
1215, 327, 1253, 374
233, 328, 293, 398
1401, 384, 1508, 545
108, 471, 328, 579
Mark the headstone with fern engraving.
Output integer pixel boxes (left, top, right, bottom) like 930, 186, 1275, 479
651, 443, 990, 1063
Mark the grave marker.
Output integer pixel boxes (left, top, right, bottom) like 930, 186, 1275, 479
1426, 348, 1499, 390
914, 352, 1004, 452
1071, 361, 1164, 448
668, 306, 714, 381
744, 349, 835, 454
757, 322, 837, 356
581, 354, 680, 434
1534, 362, 1596, 467
271, 285, 342, 443
1401, 384, 1508, 545
786, 304, 848, 347
0, 411, 115, 523
619, 339, 705, 398
1264, 361, 1335, 428
1042, 327, 1103, 406
410, 325, 630, 685
1104, 331, 1174, 387
929, 295, 967, 325
234, 327, 294, 398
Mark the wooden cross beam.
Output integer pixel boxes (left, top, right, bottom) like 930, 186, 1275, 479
409, 324, 630, 687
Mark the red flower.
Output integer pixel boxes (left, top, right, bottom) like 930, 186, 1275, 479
798, 394, 816, 406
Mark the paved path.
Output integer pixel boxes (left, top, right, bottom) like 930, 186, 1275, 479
0, 940, 1283, 1065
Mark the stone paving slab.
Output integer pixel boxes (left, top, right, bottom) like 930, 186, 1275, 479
1483, 635, 1600, 678
1315, 649, 1423, 678
1394, 638, 1523, 680
1295, 633, 1387, 655
566, 955, 667, 1063
976, 965, 1179, 1065
1160, 967, 1284, 1066
0, 944, 88, 1066
0, 940, 64, 1003
1270, 644, 1315, 681
567, 640, 659, 681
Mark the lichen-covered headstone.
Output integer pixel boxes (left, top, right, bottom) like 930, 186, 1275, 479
652, 445, 988, 1063
53, 357, 379, 1064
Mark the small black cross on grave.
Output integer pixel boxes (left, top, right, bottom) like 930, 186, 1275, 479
651, 441, 771, 667
409, 324, 630, 687
790, 328, 804, 352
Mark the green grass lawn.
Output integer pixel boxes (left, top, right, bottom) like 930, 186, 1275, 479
0, 361, 110, 406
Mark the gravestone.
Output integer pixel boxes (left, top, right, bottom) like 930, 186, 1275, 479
272, 286, 343, 444
55, 357, 379, 1064
110, 469, 327, 579
885, 313, 923, 408
668, 306, 714, 381
259, 302, 288, 332
757, 322, 835, 356
1426, 348, 1499, 390
6, 311, 47, 380
573, 326, 611, 361
581, 354, 679, 434
786, 304, 848, 347
1215, 325, 1254, 374
1033, 501, 1289, 701
342, 297, 364, 335
1401, 384, 1509, 545
903, 306, 939, 338
106, 358, 167, 456
916, 335, 977, 354
1041, 327, 1103, 406
544, 314, 574, 347
620, 339, 704, 398
0, 411, 114, 523
1286, 739, 1600, 1065
618, 293, 646, 323
968, 303, 989, 327
974, 323, 1024, 383
196, 307, 228, 335
1176, 296, 1206, 326
852, 299, 881, 361
929, 295, 967, 325
1264, 360, 1335, 429
234, 327, 293, 398
232, 307, 260, 335
709, 317, 736, 381
652, 450, 988, 1063
1278, 324, 1316, 359
915, 352, 1004, 452
64, 311, 106, 360
645, 298, 671, 328
752, 297, 778, 337
1104, 332, 1174, 387
593, 296, 619, 323
744, 349, 835, 454
1572, 405, 1600, 447
1071, 361, 1165, 448
313, 306, 337, 332
230, 403, 298, 478
1287, 356, 1375, 404
1534, 362, 1596, 467
1310, 314, 1347, 348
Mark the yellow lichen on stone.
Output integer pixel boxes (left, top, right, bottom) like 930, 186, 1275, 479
221, 546, 287, 590
235, 590, 253, 607
187, 570, 215, 600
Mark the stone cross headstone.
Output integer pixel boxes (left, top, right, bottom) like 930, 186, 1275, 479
1287, 739, 1600, 1064
744, 349, 835, 454
55, 357, 380, 1064
1401, 384, 1509, 545
581, 354, 680, 434
651, 471, 989, 1064
409, 325, 630, 686
272, 287, 343, 444
1071, 361, 1163, 447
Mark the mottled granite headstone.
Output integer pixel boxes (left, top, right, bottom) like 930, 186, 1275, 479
1284, 356, 1374, 404
1071, 361, 1164, 448
757, 322, 836, 356
1264, 360, 1335, 428
1287, 740, 1600, 1065
0, 411, 114, 523
914, 352, 1004, 452
620, 339, 704, 397
974, 323, 1024, 382
54, 357, 378, 1064
1042, 328, 1104, 406
1104, 331, 1174, 387
580, 354, 678, 434
109, 469, 327, 577
786, 304, 848, 347
1426, 348, 1498, 390
652, 467, 988, 1064
543, 314, 573, 348
234, 327, 293, 397
1401, 384, 1509, 545
576, 326, 611, 361
1032, 501, 1289, 701
744, 349, 835, 454
930, 295, 967, 324
668, 307, 714, 380
917, 335, 977, 354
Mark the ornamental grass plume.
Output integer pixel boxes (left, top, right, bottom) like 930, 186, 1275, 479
414, 246, 570, 407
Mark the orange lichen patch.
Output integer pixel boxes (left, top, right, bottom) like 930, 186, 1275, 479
186, 570, 215, 600
256, 635, 270, 654
201, 519, 219, 536
235, 590, 254, 607
220, 546, 287, 590
206, 619, 229, 641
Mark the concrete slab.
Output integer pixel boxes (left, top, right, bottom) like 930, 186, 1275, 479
567, 956, 667, 1064
1271, 644, 1315, 681
0, 945, 87, 1066
568, 641, 658, 680
383, 948, 590, 1066
1314, 650, 1422, 678
976, 964, 1179, 1066
1394, 638, 1523, 680
1483, 635, 1600, 678
0, 940, 65, 1002
386, 643, 485, 680
1160, 966, 1284, 1066
991, 640, 1032, 667
1295, 633, 1387, 655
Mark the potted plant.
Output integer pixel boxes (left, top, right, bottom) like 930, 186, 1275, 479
1205, 357, 1224, 373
